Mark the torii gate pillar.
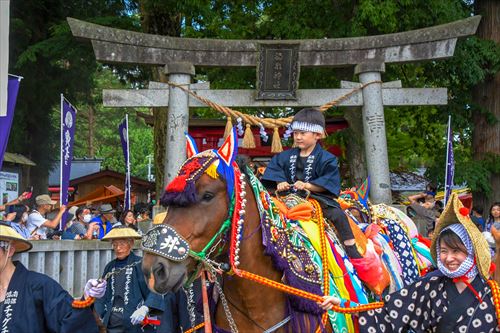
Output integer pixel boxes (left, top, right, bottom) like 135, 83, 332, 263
355, 62, 392, 204
164, 62, 195, 187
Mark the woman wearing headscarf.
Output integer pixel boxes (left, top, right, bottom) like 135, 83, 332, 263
320, 193, 500, 332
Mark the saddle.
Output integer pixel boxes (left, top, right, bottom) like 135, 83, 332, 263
271, 193, 390, 296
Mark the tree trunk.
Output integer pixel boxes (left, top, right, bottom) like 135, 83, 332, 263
472, 0, 500, 213
152, 69, 168, 197
138, 0, 182, 197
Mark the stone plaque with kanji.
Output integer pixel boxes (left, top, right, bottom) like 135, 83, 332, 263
257, 43, 299, 100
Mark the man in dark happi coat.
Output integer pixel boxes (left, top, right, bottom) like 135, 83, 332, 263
0, 223, 104, 333
262, 108, 361, 258
95, 226, 189, 332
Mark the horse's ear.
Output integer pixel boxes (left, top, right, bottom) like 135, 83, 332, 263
217, 127, 238, 166
185, 132, 199, 158
357, 176, 370, 209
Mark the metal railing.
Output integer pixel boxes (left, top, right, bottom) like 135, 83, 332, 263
13, 240, 142, 297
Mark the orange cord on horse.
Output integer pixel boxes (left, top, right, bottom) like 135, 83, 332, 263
309, 199, 330, 332
72, 297, 95, 308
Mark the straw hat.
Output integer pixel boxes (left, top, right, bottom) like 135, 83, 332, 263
101, 226, 142, 241
153, 211, 167, 225
0, 223, 32, 253
431, 192, 491, 280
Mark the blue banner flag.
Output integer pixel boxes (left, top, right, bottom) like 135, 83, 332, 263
444, 115, 454, 205
0, 75, 22, 169
60, 95, 77, 229
119, 115, 131, 210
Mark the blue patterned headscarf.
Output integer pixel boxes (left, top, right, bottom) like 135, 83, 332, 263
436, 223, 478, 280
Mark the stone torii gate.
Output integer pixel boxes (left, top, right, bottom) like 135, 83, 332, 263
68, 16, 480, 204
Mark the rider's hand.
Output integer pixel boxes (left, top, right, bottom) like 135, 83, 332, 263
318, 296, 340, 311
293, 181, 308, 191
84, 279, 107, 299
130, 305, 149, 325
277, 182, 290, 192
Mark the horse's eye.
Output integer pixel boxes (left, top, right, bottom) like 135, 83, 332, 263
202, 192, 214, 202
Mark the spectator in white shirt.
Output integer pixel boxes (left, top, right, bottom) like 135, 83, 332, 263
27, 194, 66, 239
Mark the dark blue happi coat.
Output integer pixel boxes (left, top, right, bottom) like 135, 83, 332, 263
0, 262, 99, 333
95, 252, 189, 333
262, 143, 341, 207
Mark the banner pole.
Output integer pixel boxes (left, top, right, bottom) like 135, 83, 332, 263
444, 115, 451, 205
59, 94, 64, 230
126, 114, 131, 209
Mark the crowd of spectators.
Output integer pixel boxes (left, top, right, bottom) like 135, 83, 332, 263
0, 193, 152, 241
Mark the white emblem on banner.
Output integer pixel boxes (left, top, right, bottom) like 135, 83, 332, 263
64, 110, 73, 128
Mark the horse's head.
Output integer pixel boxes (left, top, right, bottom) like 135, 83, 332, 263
142, 129, 239, 294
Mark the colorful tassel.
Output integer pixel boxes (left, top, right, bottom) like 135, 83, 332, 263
166, 175, 188, 192
205, 162, 219, 180
242, 124, 256, 148
271, 127, 283, 153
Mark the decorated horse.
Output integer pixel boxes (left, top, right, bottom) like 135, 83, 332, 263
141, 129, 434, 333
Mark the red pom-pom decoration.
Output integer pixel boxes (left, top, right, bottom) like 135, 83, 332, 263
459, 207, 470, 217
490, 263, 496, 274
166, 175, 188, 192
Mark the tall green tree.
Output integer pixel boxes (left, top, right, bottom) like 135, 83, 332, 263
8, 0, 138, 195
471, 0, 500, 212
8, 0, 498, 209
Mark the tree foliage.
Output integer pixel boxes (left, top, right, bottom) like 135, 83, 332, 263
7, 0, 498, 202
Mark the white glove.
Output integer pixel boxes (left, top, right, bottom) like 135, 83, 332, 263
130, 305, 149, 325
84, 279, 107, 299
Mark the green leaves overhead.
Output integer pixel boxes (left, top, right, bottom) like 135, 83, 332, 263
8, 0, 498, 197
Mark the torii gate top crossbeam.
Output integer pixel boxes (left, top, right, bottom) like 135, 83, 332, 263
67, 16, 480, 67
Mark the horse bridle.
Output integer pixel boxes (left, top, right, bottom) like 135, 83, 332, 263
142, 164, 292, 333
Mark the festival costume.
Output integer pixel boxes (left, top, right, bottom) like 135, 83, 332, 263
94, 252, 164, 333
0, 224, 98, 333
262, 143, 357, 249
96, 227, 189, 333
358, 271, 499, 333
0, 262, 99, 333
357, 193, 500, 333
